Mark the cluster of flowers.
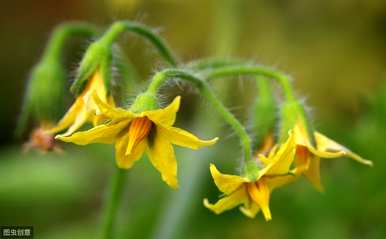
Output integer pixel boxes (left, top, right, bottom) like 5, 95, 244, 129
19, 21, 372, 222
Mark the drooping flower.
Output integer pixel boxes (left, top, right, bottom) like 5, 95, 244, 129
49, 69, 114, 136
56, 94, 218, 188
204, 132, 296, 221
291, 119, 373, 191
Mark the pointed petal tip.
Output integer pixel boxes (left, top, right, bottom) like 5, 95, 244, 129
55, 134, 67, 142
362, 159, 373, 167
203, 198, 219, 214
116, 161, 135, 170
174, 95, 181, 103
166, 180, 179, 189
202, 137, 219, 147
209, 163, 218, 172
239, 207, 256, 219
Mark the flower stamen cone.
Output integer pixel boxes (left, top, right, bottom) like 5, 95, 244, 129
126, 117, 152, 155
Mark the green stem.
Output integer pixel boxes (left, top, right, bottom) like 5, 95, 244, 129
100, 21, 177, 66
42, 22, 98, 61
187, 58, 244, 70
147, 69, 252, 163
205, 64, 295, 101
101, 167, 128, 239
250, 76, 276, 149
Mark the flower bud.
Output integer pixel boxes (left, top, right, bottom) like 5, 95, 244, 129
16, 59, 65, 137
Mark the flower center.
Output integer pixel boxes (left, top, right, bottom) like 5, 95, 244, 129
126, 117, 152, 155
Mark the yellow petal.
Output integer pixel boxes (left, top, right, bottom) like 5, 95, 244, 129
240, 202, 260, 218
93, 93, 134, 120
91, 70, 108, 100
312, 132, 372, 166
61, 108, 90, 136
115, 135, 146, 169
265, 174, 297, 191
293, 121, 312, 146
203, 186, 248, 215
247, 181, 272, 221
304, 156, 324, 192
49, 99, 84, 134
91, 114, 108, 126
144, 96, 181, 126
258, 131, 296, 177
56, 120, 130, 145
147, 127, 178, 188
209, 164, 248, 194
158, 125, 218, 150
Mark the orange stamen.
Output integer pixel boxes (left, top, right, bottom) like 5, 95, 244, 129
126, 117, 152, 155
294, 145, 311, 174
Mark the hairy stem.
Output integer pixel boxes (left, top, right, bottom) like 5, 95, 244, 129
205, 64, 295, 101
100, 21, 177, 66
100, 167, 127, 239
43, 22, 98, 61
147, 68, 252, 163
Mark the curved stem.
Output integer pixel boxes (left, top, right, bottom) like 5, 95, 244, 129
42, 22, 98, 61
187, 58, 245, 70
204, 64, 295, 101
147, 69, 252, 163
100, 167, 127, 239
100, 21, 177, 66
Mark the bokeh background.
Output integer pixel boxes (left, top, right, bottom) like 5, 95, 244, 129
1, 0, 386, 238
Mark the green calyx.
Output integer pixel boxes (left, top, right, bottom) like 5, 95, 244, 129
243, 160, 261, 181
71, 40, 112, 96
279, 98, 315, 145
251, 77, 277, 149
129, 92, 159, 113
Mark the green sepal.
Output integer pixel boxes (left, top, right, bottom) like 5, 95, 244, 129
243, 160, 261, 181
129, 92, 159, 113
279, 98, 315, 145
100, 50, 113, 95
70, 40, 110, 96
250, 77, 277, 149
111, 47, 139, 104
16, 59, 66, 137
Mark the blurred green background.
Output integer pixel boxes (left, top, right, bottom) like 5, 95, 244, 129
1, 0, 386, 238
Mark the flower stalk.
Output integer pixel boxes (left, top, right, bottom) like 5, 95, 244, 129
205, 64, 295, 101
101, 167, 128, 239
146, 68, 252, 163
42, 22, 98, 61
99, 21, 177, 66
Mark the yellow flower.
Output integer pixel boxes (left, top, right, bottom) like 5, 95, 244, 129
56, 95, 218, 188
50, 69, 114, 136
292, 120, 373, 191
204, 132, 296, 221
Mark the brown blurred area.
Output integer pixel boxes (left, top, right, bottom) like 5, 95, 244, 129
1, 0, 386, 144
